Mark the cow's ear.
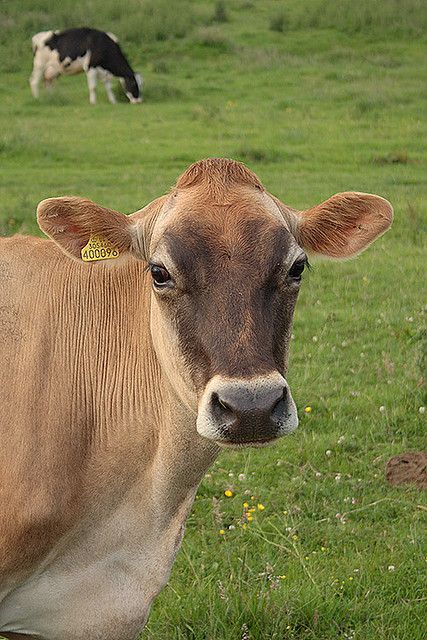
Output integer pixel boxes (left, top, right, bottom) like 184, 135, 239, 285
296, 192, 393, 258
37, 197, 133, 260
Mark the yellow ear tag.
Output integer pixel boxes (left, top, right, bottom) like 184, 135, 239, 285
81, 235, 120, 262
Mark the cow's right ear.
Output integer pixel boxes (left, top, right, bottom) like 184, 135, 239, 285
37, 197, 133, 261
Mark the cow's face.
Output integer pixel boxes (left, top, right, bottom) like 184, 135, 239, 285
134, 159, 393, 447
121, 75, 142, 103
37, 159, 393, 448
146, 190, 302, 446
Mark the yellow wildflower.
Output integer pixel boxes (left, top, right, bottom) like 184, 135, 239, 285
243, 501, 249, 508
304, 406, 312, 413
257, 503, 265, 511
219, 529, 225, 535
224, 490, 233, 497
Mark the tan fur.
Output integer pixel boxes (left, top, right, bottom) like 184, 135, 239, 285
298, 191, 393, 257
0, 159, 392, 639
173, 157, 264, 207
177, 157, 264, 192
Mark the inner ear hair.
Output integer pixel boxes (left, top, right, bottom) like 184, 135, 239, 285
37, 196, 133, 260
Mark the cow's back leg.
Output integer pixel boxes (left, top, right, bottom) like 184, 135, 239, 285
44, 77, 55, 92
85, 67, 98, 104
29, 62, 44, 98
101, 72, 117, 104
43, 64, 59, 93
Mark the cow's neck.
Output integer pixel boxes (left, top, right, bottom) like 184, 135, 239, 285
58, 257, 218, 522
153, 388, 219, 525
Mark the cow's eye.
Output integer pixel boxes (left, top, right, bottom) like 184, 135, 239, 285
288, 258, 306, 281
150, 264, 171, 287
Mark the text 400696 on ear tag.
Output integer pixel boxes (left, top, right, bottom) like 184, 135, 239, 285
81, 236, 120, 262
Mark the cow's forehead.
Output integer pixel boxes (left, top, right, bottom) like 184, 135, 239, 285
149, 187, 302, 275
172, 184, 289, 224
149, 184, 299, 262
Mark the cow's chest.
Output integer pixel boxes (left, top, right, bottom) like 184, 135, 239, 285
0, 493, 192, 640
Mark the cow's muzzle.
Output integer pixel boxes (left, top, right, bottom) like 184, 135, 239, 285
196, 373, 298, 447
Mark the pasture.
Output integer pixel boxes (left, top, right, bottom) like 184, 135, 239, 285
0, 0, 426, 638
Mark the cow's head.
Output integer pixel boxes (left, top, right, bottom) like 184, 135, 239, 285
37, 159, 392, 447
121, 74, 142, 103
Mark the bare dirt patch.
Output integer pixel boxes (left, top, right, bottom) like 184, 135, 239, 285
386, 452, 427, 488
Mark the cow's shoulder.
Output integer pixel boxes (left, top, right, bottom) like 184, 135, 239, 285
0, 234, 55, 266
46, 28, 93, 61
0, 235, 64, 307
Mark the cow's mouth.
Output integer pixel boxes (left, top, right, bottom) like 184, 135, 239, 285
215, 434, 280, 449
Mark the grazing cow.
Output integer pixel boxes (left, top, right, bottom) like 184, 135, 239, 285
30, 27, 142, 104
0, 158, 392, 639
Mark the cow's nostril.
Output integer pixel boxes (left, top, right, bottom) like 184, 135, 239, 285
271, 387, 288, 426
272, 387, 287, 413
211, 392, 234, 417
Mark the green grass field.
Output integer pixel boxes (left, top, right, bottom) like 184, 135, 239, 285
1, 1, 426, 638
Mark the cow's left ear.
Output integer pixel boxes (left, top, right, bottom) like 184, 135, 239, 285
296, 192, 393, 258
37, 197, 133, 260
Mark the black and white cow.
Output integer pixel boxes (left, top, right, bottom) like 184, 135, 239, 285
30, 28, 142, 104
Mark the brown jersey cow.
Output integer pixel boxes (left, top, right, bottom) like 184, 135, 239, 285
0, 158, 392, 639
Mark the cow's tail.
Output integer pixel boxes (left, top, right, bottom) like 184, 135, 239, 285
31, 31, 53, 54
107, 32, 119, 43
